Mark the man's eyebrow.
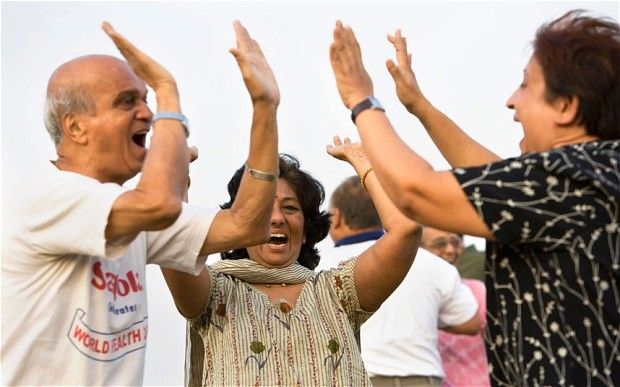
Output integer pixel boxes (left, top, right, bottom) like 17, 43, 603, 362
113, 89, 143, 105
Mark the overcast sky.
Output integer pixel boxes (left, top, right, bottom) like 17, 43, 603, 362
2, 1, 618, 385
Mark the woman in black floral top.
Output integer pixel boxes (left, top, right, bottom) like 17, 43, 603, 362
329, 10, 619, 387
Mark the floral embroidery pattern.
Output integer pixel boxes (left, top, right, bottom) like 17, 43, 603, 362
324, 338, 344, 385
210, 302, 226, 332
324, 339, 343, 371
245, 341, 273, 370
274, 301, 292, 329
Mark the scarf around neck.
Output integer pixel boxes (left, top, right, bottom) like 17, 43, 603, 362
211, 258, 314, 284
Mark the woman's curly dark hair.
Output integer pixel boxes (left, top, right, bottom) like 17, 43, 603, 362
219, 153, 331, 270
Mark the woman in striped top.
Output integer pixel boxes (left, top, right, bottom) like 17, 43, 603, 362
164, 138, 422, 386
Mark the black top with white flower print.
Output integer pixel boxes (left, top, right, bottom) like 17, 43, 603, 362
453, 140, 620, 387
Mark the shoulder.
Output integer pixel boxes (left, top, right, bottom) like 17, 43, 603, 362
462, 278, 485, 294
11, 162, 124, 202
414, 249, 458, 274
316, 241, 373, 271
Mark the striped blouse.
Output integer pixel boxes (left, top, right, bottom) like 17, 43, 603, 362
185, 257, 373, 386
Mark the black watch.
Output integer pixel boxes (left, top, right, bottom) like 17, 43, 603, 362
350, 96, 385, 123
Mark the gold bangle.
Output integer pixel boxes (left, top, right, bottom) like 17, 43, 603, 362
244, 162, 277, 182
360, 167, 374, 190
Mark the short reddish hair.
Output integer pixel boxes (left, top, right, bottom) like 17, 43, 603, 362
534, 10, 620, 140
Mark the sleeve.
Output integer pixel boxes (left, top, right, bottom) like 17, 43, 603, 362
452, 151, 594, 245
146, 203, 217, 275
437, 273, 478, 328
464, 279, 487, 329
325, 257, 373, 329
18, 168, 127, 258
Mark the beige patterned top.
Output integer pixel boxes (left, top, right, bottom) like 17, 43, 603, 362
185, 258, 373, 386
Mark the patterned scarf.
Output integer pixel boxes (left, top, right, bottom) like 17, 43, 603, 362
211, 258, 314, 284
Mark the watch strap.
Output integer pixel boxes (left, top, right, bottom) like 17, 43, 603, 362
152, 111, 190, 137
350, 96, 385, 123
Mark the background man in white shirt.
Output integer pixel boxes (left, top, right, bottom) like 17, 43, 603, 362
320, 175, 480, 386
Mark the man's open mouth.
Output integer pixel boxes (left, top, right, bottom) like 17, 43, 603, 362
132, 131, 148, 148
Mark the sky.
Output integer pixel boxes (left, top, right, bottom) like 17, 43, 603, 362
2, 1, 618, 385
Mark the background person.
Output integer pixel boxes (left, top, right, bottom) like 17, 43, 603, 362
316, 174, 383, 270
421, 227, 490, 387
1, 21, 277, 386
321, 172, 480, 387
329, 10, 620, 385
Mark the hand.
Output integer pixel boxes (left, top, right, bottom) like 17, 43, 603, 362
326, 135, 371, 174
188, 145, 199, 163
386, 29, 428, 115
101, 22, 177, 94
184, 146, 199, 202
229, 21, 280, 107
329, 21, 374, 109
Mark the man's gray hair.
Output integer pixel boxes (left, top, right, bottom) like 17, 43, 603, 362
44, 84, 95, 146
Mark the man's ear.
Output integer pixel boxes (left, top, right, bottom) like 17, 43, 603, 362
331, 208, 342, 229
554, 95, 580, 126
61, 112, 88, 145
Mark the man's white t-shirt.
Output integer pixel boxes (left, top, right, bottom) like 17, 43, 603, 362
361, 249, 477, 377
318, 240, 478, 378
1, 162, 215, 386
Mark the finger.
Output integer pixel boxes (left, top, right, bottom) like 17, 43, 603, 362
386, 59, 400, 80
101, 21, 115, 36
333, 20, 345, 45
233, 20, 251, 52
343, 26, 362, 63
101, 22, 140, 62
329, 43, 341, 67
332, 135, 343, 146
394, 29, 409, 66
188, 146, 199, 163
326, 144, 337, 156
387, 33, 395, 44
251, 39, 264, 56
229, 48, 242, 65
343, 137, 351, 144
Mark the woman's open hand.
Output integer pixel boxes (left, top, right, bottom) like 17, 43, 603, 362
230, 21, 280, 107
329, 21, 374, 109
326, 135, 371, 175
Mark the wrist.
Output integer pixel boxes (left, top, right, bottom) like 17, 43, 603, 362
359, 167, 374, 190
351, 96, 385, 124
155, 83, 180, 108
347, 93, 370, 110
152, 112, 190, 137
406, 96, 431, 116
252, 99, 279, 111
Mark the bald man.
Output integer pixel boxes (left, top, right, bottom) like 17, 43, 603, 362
1, 22, 279, 385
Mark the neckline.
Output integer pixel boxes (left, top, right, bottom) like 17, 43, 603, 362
246, 280, 310, 311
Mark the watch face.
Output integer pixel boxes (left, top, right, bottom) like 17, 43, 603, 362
369, 97, 382, 109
